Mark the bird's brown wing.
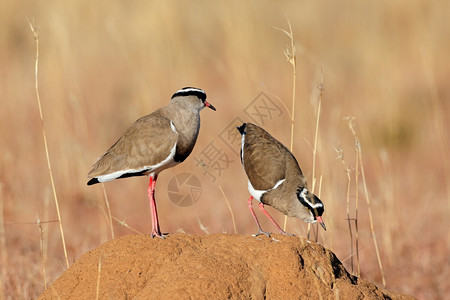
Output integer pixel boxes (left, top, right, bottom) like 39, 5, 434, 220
88, 111, 178, 178
243, 124, 289, 190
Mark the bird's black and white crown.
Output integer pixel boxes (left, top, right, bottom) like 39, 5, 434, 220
172, 87, 207, 101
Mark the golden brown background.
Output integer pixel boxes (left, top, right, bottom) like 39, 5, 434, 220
1, 1, 449, 298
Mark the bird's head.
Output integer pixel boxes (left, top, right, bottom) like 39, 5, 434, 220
171, 87, 216, 112
296, 187, 326, 230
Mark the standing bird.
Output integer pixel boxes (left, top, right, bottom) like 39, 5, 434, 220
237, 123, 326, 237
87, 87, 216, 238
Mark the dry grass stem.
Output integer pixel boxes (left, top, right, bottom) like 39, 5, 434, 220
95, 254, 102, 300
346, 117, 361, 276
311, 70, 324, 194
354, 140, 361, 276
28, 19, 70, 269
358, 144, 386, 287
274, 18, 297, 232
95, 205, 110, 242
36, 215, 47, 289
42, 190, 50, 289
314, 175, 323, 242
112, 217, 143, 235
335, 147, 354, 274
219, 185, 237, 234
348, 119, 386, 287
197, 218, 210, 234
308, 71, 325, 242
101, 184, 115, 240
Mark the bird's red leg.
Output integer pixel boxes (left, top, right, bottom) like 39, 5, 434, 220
258, 202, 294, 236
248, 196, 271, 237
148, 175, 164, 239
148, 176, 156, 234
152, 175, 162, 234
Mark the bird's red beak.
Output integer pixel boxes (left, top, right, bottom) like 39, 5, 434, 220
204, 101, 216, 111
316, 216, 326, 231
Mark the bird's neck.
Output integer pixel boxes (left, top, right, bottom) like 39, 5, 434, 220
164, 104, 200, 161
167, 105, 200, 137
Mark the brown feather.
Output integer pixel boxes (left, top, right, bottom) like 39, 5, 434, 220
88, 110, 177, 178
243, 123, 305, 190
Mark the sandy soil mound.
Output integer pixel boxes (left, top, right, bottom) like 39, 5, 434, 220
39, 234, 413, 299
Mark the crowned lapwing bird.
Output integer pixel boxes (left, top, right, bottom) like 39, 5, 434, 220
237, 123, 326, 237
87, 87, 215, 238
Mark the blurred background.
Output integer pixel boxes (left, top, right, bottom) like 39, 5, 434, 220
1, 0, 449, 298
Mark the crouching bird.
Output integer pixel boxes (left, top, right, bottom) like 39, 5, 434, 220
237, 123, 326, 237
87, 87, 216, 238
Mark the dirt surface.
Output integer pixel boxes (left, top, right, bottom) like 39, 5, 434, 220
39, 234, 413, 299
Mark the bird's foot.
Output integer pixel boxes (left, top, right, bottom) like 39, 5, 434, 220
151, 231, 166, 239
252, 230, 272, 238
279, 230, 295, 237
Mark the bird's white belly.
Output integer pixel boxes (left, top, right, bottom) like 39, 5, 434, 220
248, 179, 285, 202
